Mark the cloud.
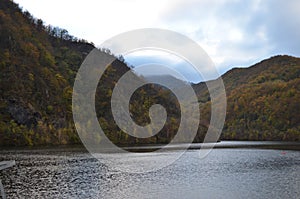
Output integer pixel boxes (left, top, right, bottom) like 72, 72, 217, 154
125, 50, 203, 83
159, 0, 300, 73
14, 0, 168, 44
261, 1, 300, 55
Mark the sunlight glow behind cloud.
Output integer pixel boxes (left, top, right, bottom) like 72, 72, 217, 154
125, 50, 202, 82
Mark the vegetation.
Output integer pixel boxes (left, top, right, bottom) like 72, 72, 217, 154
0, 0, 94, 146
0, 1, 299, 147
222, 55, 300, 141
194, 55, 300, 141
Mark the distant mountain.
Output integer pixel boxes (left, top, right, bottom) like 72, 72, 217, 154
142, 74, 189, 88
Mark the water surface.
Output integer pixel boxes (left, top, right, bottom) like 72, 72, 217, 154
0, 142, 299, 199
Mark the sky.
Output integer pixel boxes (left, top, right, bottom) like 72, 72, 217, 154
14, 0, 300, 82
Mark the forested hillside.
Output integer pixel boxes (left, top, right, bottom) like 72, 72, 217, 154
0, 1, 299, 147
223, 55, 300, 140
194, 55, 300, 141
0, 0, 94, 146
0, 0, 189, 146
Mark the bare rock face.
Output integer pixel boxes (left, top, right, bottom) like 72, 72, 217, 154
7, 99, 41, 128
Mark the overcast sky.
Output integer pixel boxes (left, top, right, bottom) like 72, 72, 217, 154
14, 0, 300, 82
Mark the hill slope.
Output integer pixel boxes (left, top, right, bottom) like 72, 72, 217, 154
194, 55, 300, 141
0, 0, 184, 146
0, 1, 299, 147
0, 0, 95, 146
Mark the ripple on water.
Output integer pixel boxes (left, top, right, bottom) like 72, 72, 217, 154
0, 145, 299, 199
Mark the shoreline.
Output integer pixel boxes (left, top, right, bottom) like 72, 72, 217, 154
1, 141, 300, 153
123, 141, 300, 152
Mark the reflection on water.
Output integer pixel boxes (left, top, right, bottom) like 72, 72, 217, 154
0, 142, 299, 199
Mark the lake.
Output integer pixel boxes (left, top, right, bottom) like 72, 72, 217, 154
0, 141, 300, 199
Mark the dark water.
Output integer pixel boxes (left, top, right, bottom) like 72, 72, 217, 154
0, 142, 300, 199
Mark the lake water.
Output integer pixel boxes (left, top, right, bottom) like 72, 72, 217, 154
0, 142, 300, 199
